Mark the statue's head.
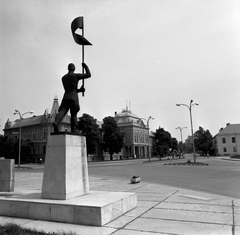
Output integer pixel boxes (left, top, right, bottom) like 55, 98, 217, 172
68, 63, 75, 71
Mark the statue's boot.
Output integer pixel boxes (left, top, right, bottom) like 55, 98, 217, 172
53, 122, 60, 134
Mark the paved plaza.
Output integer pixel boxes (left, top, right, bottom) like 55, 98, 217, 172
0, 165, 239, 235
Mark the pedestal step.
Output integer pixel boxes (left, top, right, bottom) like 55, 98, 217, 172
0, 190, 137, 226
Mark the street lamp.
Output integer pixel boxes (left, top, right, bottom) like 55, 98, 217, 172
13, 109, 34, 168
139, 116, 154, 162
147, 116, 154, 161
176, 127, 187, 158
176, 100, 199, 163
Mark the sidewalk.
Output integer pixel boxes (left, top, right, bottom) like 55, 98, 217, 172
0, 168, 239, 235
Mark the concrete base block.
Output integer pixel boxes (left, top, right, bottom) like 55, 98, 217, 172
41, 133, 89, 200
0, 190, 137, 226
0, 181, 14, 192
0, 159, 15, 192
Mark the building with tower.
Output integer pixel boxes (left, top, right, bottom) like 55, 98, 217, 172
114, 107, 155, 159
3, 100, 156, 161
3, 97, 71, 162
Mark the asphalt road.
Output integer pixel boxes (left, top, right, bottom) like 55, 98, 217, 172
88, 156, 240, 199
18, 155, 240, 198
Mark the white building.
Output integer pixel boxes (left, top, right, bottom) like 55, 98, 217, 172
214, 123, 240, 156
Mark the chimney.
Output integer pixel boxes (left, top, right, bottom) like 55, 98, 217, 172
226, 123, 230, 126
114, 111, 117, 116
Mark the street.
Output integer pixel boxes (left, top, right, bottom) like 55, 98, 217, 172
17, 156, 240, 199
88, 156, 240, 199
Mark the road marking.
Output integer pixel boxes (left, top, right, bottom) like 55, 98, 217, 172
178, 194, 213, 201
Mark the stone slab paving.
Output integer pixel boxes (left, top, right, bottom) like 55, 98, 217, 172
124, 217, 232, 235
0, 169, 239, 235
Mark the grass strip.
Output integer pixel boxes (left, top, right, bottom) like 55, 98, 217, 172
0, 223, 76, 235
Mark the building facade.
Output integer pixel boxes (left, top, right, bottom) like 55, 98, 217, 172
214, 123, 240, 156
3, 101, 155, 161
3, 98, 71, 161
114, 108, 154, 159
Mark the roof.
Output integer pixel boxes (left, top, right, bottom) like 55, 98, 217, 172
50, 98, 59, 116
114, 108, 147, 128
10, 115, 42, 128
216, 124, 240, 135
4, 98, 70, 130
115, 108, 139, 119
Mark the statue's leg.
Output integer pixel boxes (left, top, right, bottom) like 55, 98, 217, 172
70, 102, 80, 133
53, 101, 69, 133
71, 116, 78, 133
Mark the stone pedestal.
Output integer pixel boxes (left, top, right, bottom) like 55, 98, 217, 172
41, 133, 89, 200
0, 133, 137, 226
0, 159, 14, 192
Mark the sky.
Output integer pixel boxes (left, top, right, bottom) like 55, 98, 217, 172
1, 0, 240, 141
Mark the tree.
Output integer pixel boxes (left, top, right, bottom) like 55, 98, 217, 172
155, 127, 172, 157
171, 137, 178, 151
102, 116, 124, 160
0, 135, 17, 159
0, 135, 32, 163
77, 113, 102, 155
194, 126, 214, 156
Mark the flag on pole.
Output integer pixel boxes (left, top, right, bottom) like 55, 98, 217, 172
71, 17, 92, 45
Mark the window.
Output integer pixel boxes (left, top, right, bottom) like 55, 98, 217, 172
134, 133, 138, 143
27, 131, 31, 140
223, 147, 227, 152
43, 128, 47, 139
37, 129, 40, 140
32, 130, 36, 140
232, 137, 236, 143
145, 135, 148, 143
222, 138, 226, 144
233, 147, 237, 153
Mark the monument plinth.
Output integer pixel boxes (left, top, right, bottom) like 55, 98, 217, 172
41, 133, 89, 200
0, 133, 137, 226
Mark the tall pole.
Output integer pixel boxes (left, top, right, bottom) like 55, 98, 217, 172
147, 116, 154, 161
81, 17, 85, 97
139, 116, 154, 161
189, 104, 196, 162
14, 110, 33, 168
71, 16, 92, 97
176, 100, 199, 163
176, 127, 187, 158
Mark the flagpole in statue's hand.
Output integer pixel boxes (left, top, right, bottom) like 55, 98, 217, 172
71, 16, 92, 97
81, 17, 85, 96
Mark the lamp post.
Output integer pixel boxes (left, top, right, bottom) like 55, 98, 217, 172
139, 116, 154, 161
14, 110, 33, 168
176, 127, 187, 158
147, 116, 154, 161
176, 100, 199, 163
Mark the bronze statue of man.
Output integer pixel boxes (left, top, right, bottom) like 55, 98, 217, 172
53, 62, 91, 133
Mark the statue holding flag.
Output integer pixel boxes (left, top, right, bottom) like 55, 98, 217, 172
53, 17, 92, 133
